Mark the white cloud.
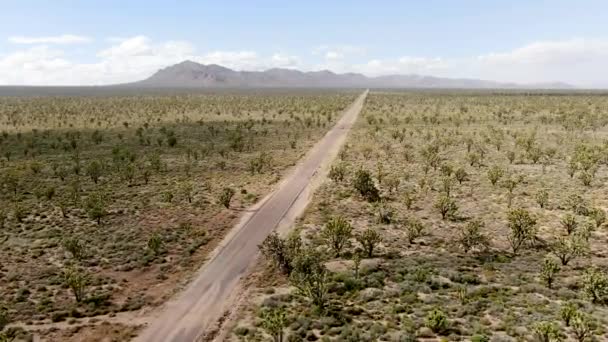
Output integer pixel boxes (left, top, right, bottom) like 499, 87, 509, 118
8, 34, 91, 44
314, 45, 366, 60
0, 36, 301, 85
2, 37, 608, 86
270, 53, 300, 68
325, 51, 344, 60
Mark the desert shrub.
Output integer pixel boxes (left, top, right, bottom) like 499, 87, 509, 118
85, 192, 107, 224
13, 204, 27, 223
321, 216, 352, 257
356, 228, 382, 258
440, 176, 454, 197
552, 235, 588, 265
290, 248, 329, 309
63, 267, 89, 302
540, 257, 560, 289
402, 189, 417, 210
259, 306, 287, 342
218, 187, 235, 208
353, 169, 380, 202
440, 163, 453, 177
376, 203, 394, 224
259, 231, 302, 275
328, 163, 347, 182
425, 308, 449, 334
571, 312, 596, 342
86, 160, 102, 184
507, 208, 537, 255
560, 302, 579, 327
565, 194, 589, 216
457, 219, 488, 253
536, 189, 549, 208
588, 208, 606, 228
560, 213, 578, 235
582, 267, 608, 304
249, 152, 273, 174
506, 150, 516, 164
147, 234, 163, 256
181, 182, 194, 203
167, 135, 177, 147
454, 167, 468, 184
470, 335, 490, 342
62, 237, 86, 260
578, 171, 593, 187
405, 217, 426, 244
434, 195, 458, 220
487, 165, 504, 186
533, 321, 561, 342
467, 152, 481, 167
383, 176, 400, 194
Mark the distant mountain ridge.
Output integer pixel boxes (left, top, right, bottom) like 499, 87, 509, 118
132, 60, 574, 89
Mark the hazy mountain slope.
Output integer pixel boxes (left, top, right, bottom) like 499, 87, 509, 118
133, 60, 574, 89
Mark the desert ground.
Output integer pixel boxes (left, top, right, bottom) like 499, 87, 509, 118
225, 91, 608, 342
3, 90, 608, 342
0, 89, 357, 341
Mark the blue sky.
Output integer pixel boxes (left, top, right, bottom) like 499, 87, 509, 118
1, 0, 608, 86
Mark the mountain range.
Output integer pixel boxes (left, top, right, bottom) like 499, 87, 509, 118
132, 60, 574, 89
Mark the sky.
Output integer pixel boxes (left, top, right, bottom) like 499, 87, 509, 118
1, 0, 608, 87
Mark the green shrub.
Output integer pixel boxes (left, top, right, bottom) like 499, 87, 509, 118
218, 187, 235, 208
532, 321, 561, 342
425, 308, 449, 334
457, 219, 488, 253
540, 257, 560, 289
353, 169, 380, 202
487, 165, 504, 186
321, 216, 352, 257
356, 228, 382, 258
582, 267, 608, 304
405, 217, 426, 244
560, 302, 578, 327
434, 195, 458, 220
507, 208, 537, 255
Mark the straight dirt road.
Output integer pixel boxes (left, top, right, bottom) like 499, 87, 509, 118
134, 90, 368, 342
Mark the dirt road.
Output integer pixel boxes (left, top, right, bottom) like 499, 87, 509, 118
134, 90, 368, 342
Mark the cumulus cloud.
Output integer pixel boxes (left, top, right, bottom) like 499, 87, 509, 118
270, 53, 301, 68
8, 34, 91, 44
314, 45, 366, 60
0, 36, 301, 85
1, 37, 608, 86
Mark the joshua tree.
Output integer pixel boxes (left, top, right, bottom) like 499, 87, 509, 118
540, 257, 560, 289
356, 228, 382, 257
259, 231, 302, 275
457, 219, 489, 253
435, 195, 458, 220
405, 217, 426, 244
321, 216, 352, 257
63, 267, 88, 302
561, 213, 578, 235
507, 208, 537, 255
290, 248, 329, 309
487, 165, 504, 186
